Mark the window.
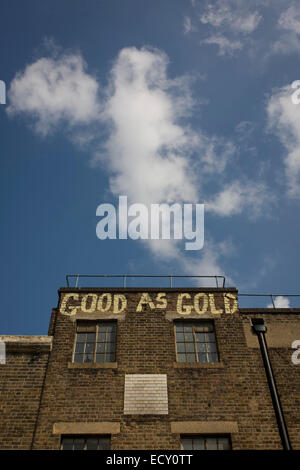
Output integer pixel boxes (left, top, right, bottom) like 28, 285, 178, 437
73, 322, 116, 363
175, 321, 218, 363
181, 435, 231, 450
61, 436, 110, 450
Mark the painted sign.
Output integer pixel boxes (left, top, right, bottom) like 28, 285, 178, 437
59, 292, 238, 316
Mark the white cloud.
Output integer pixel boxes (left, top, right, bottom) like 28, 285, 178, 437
180, 239, 234, 287
7, 45, 271, 281
266, 83, 300, 197
200, 3, 261, 34
278, 4, 300, 35
196, 0, 263, 56
100, 47, 199, 205
235, 121, 255, 141
206, 181, 272, 217
267, 295, 290, 308
7, 54, 100, 135
273, 4, 300, 55
183, 16, 196, 35
201, 35, 243, 56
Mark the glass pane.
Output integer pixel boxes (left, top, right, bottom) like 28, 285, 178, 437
87, 333, 96, 342
183, 325, 193, 333
97, 332, 106, 342
176, 333, 184, 342
96, 353, 105, 363
98, 438, 110, 450
181, 438, 193, 450
186, 353, 196, 362
76, 333, 86, 343
106, 353, 115, 362
85, 342, 95, 353
86, 439, 98, 450
62, 438, 73, 450
74, 353, 84, 363
175, 324, 184, 332
84, 353, 94, 363
195, 333, 205, 343
75, 342, 84, 353
185, 332, 193, 342
196, 343, 206, 353
177, 353, 186, 362
207, 353, 218, 363
207, 332, 215, 342
218, 438, 230, 450
106, 342, 115, 353
96, 343, 105, 353
185, 342, 195, 353
107, 331, 116, 341
193, 438, 205, 450
198, 353, 207, 363
206, 438, 218, 450
105, 324, 114, 332
73, 439, 85, 450
206, 343, 216, 353
176, 343, 185, 353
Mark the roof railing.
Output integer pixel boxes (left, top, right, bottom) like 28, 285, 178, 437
239, 293, 300, 309
65, 274, 226, 288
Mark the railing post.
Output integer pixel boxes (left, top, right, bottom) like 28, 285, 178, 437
271, 294, 275, 308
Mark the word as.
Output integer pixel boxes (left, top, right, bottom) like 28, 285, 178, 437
0, 80, 5, 105
291, 80, 300, 104
291, 340, 300, 364
96, 196, 204, 251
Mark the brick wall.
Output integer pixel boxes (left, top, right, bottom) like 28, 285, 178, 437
0, 336, 52, 449
0, 288, 299, 450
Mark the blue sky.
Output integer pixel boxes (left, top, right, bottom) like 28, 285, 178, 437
1, 0, 300, 334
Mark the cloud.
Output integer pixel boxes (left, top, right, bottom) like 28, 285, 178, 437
206, 181, 272, 218
278, 3, 300, 35
273, 4, 300, 55
200, 2, 262, 34
197, 0, 263, 56
180, 239, 235, 287
235, 121, 255, 141
99, 47, 199, 205
183, 16, 197, 35
267, 295, 290, 308
7, 54, 100, 135
266, 83, 300, 197
201, 35, 243, 56
7, 44, 272, 283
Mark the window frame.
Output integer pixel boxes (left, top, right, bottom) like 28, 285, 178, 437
180, 434, 231, 450
72, 320, 117, 364
61, 435, 111, 450
174, 320, 219, 364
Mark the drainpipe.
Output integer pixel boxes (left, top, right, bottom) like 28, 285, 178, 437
251, 318, 291, 450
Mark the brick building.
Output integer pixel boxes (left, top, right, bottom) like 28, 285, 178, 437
0, 278, 300, 450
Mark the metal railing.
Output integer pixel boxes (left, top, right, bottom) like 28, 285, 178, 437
239, 293, 300, 309
65, 274, 226, 288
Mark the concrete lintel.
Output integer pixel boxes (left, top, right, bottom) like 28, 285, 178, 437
53, 422, 120, 435
0, 335, 53, 352
171, 421, 238, 434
